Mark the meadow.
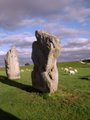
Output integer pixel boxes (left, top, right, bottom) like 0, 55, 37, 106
0, 61, 90, 120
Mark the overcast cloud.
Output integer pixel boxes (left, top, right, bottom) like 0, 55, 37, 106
0, 0, 90, 65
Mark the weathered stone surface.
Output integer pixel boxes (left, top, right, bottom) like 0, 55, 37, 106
31, 30, 61, 93
5, 45, 20, 79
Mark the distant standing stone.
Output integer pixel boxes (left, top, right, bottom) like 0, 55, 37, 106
5, 45, 20, 79
31, 30, 61, 93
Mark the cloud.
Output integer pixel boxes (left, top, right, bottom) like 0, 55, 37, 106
0, 51, 6, 56
60, 49, 90, 61
0, 0, 90, 64
0, 32, 35, 65
61, 6, 90, 23
60, 38, 90, 61
0, 33, 89, 64
43, 23, 90, 39
0, 0, 68, 29
0, 46, 32, 66
0, 0, 90, 29
63, 38, 90, 48
0, 33, 36, 47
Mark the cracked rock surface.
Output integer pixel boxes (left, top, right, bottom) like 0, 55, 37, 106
31, 30, 61, 93
5, 45, 20, 80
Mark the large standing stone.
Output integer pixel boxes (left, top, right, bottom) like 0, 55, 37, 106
5, 45, 20, 79
31, 30, 61, 93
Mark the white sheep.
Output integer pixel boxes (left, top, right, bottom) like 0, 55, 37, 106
21, 69, 24, 72
64, 68, 69, 73
26, 68, 29, 71
69, 67, 73, 70
74, 69, 78, 73
69, 70, 75, 75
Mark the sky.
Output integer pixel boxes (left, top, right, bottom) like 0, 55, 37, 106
0, 0, 90, 66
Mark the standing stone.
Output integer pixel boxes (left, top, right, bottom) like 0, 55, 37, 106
31, 30, 61, 93
5, 45, 20, 79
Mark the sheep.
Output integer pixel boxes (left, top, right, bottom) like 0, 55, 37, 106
68, 67, 78, 73
21, 69, 24, 72
26, 68, 28, 71
69, 67, 73, 70
74, 69, 78, 73
69, 70, 75, 75
25, 68, 31, 72
64, 68, 69, 73
63, 67, 77, 75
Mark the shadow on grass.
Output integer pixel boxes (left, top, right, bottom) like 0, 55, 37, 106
0, 108, 20, 120
79, 76, 90, 81
0, 75, 40, 93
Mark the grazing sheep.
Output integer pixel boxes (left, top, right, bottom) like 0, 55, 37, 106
64, 68, 69, 73
69, 70, 75, 75
25, 68, 30, 72
21, 69, 24, 72
74, 69, 78, 73
63, 67, 77, 75
69, 67, 78, 73
69, 67, 73, 70
26, 68, 29, 71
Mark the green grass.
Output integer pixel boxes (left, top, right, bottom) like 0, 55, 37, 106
0, 61, 90, 120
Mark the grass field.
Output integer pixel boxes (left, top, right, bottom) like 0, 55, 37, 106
0, 61, 90, 120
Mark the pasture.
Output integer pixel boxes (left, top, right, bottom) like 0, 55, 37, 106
0, 61, 90, 120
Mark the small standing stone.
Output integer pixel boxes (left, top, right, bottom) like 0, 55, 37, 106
5, 45, 20, 79
31, 30, 61, 93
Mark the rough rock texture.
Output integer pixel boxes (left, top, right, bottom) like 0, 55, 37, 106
5, 45, 20, 79
31, 30, 61, 93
